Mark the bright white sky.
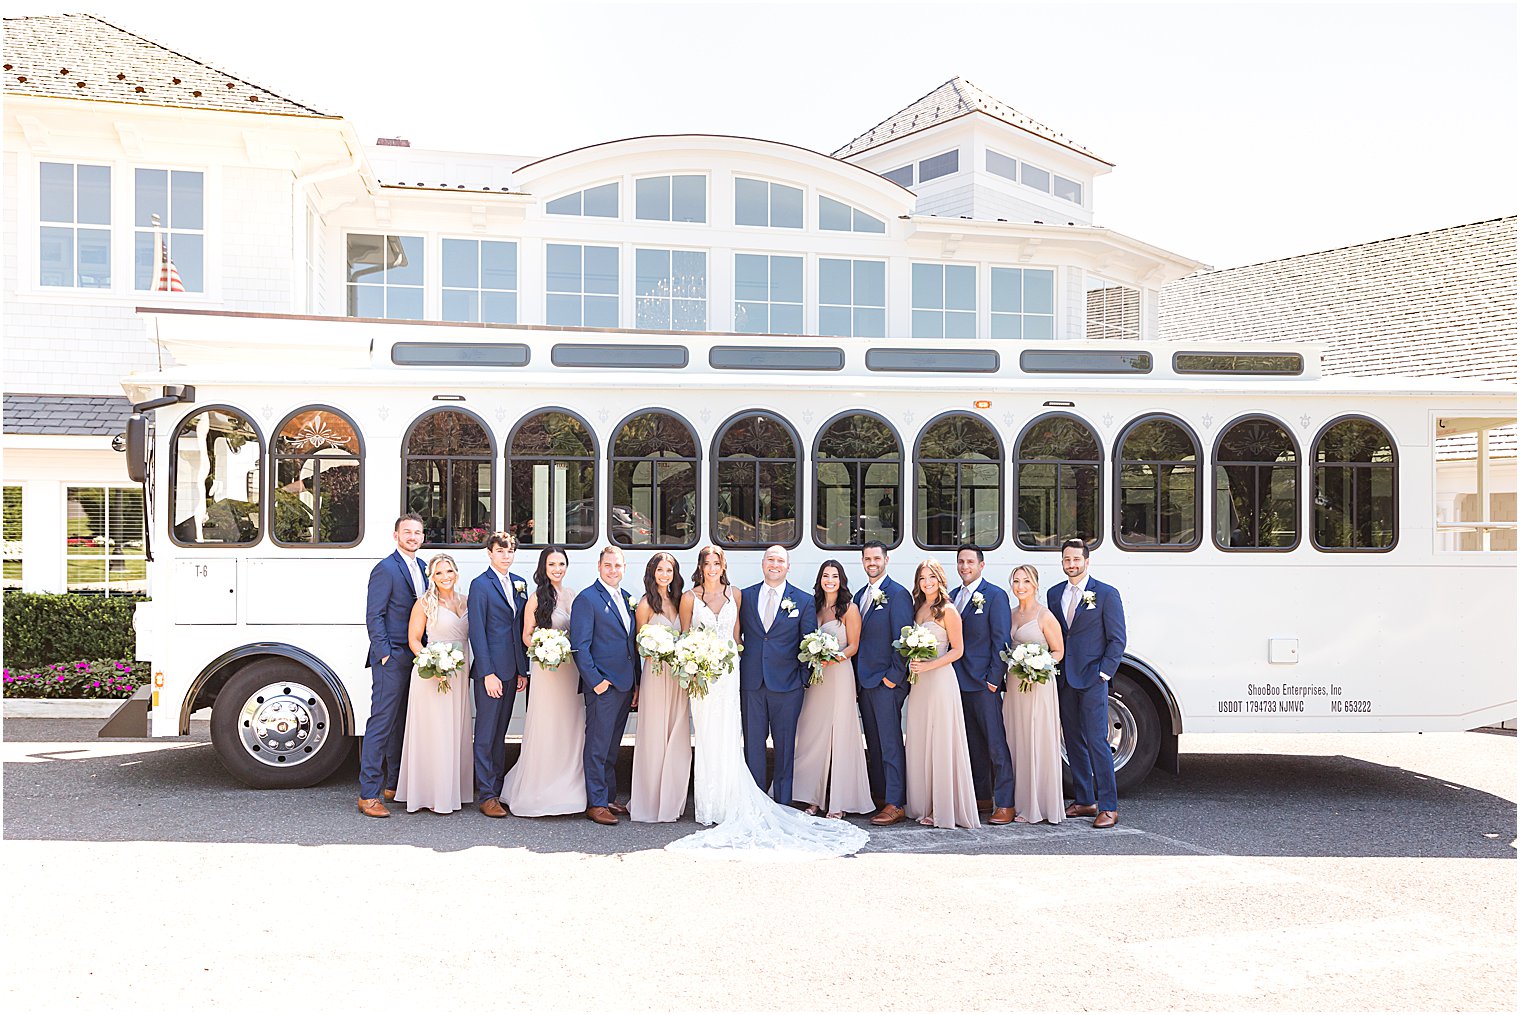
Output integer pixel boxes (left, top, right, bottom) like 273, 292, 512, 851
35, 0, 1519, 270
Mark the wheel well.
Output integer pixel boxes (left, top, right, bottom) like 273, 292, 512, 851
1117, 656, 1182, 735
182, 644, 355, 736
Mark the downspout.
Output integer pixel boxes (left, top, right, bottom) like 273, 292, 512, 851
290, 142, 367, 314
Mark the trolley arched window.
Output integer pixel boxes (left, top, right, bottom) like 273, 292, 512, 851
1313, 416, 1397, 551
915, 413, 1002, 549
610, 410, 699, 548
1014, 413, 1101, 549
1213, 415, 1299, 550
271, 407, 363, 547
402, 408, 494, 548
1114, 415, 1200, 550
170, 406, 262, 546
712, 411, 800, 549
813, 412, 901, 549
508, 409, 597, 548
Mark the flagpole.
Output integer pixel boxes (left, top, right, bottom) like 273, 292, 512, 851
151, 212, 164, 292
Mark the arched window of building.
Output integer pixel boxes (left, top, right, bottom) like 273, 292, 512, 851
712, 412, 800, 549
1114, 414, 1200, 550
402, 408, 494, 548
1213, 415, 1299, 550
813, 411, 901, 549
1312, 416, 1397, 551
610, 410, 700, 548
915, 413, 1002, 549
1014, 413, 1101, 549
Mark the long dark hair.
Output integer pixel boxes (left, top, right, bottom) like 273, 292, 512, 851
643, 551, 685, 617
813, 559, 852, 621
689, 544, 730, 589
533, 545, 568, 629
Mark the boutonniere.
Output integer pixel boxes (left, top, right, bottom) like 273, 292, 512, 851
970, 591, 985, 614
624, 593, 636, 613
780, 597, 798, 618
871, 589, 888, 608
513, 580, 527, 596
1082, 590, 1097, 610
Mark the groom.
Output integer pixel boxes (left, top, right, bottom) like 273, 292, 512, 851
569, 545, 639, 826
738, 544, 816, 805
468, 531, 530, 818
855, 539, 913, 826
1049, 538, 1127, 829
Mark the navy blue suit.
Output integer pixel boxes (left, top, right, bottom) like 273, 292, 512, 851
360, 550, 426, 799
853, 574, 913, 808
568, 582, 639, 809
951, 580, 1015, 809
1049, 577, 1127, 811
467, 568, 529, 802
737, 581, 817, 804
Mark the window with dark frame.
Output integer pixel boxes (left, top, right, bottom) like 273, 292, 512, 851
169, 407, 262, 547
271, 408, 363, 547
1213, 417, 1299, 550
1115, 416, 1200, 550
610, 411, 700, 549
915, 414, 1002, 550
1313, 417, 1397, 551
814, 413, 901, 550
1015, 413, 1101, 549
713, 413, 799, 548
403, 409, 494, 548
508, 410, 597, 549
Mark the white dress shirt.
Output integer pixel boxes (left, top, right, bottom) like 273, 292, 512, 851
400, 551, 424, 598
956, 577, 983, 612
600, 580, 630, 631
496, 569, 516, 614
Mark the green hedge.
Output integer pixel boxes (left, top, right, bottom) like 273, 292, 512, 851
3, 593, 145, 671
3, 658, 144, 698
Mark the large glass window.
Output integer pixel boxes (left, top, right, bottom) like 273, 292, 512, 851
3, 486, 22, 589
818, 258, 886, 338
271, 407, 363, 547
508, 410, 597, 548
347, 233, 423, 319
65, 487, 145, 595
713, 412, 800, 548
442, 239, 517, 323
818, 196, 886, 234
814, 412, 901, 549
39, 162, 111, 288
134, 168, 204, 292
545, 182, 619, 218
916, 414, 1002, 549
734, 178, 803, 229
990, 267, 1055, 339
403, 409, 494, 548
610, 410, 699, 548
912, 263, 976, 339
171, 407, 261, 546
1313, 417, 1396, 551
734, 253, 803, 335
1213, 416, 1299, 550
918, 150, 959, 182
635, 248, 707, 330
1115, 415, 1200, 550
1085, 275, 1141, 341
635, 175, 705, 223
546, 243, 619, 328
1015, 413, 1101, 549
986, 150, 1019, 183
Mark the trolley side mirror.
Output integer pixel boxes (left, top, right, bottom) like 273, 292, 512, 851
125, 413, 149, 484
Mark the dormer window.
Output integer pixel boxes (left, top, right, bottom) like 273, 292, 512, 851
917, 150, 959, 183
818, 196, 886, 234
735, 178, 803, 229
883, 165, 914, 187
986, 149, 1084, 206
545, 182, 619, 218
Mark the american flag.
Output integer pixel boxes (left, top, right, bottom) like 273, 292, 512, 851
155, 236, 184, 293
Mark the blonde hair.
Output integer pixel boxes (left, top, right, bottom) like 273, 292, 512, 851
1009, 564, 1041, 597
421, 553, 459, 620
912, 559, 952, 621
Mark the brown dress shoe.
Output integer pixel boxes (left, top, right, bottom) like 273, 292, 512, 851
382, 789, 396, 801
988, 807, 1016, 825
357, 797, 390, 818
478, 797, 508, 819
1093, 810, 1119, 829
976, 798, 994, 814
1065, 802, 1098, 818
870, 804, 906, 826
608, 801, 630, 816
585, 806, 618, 826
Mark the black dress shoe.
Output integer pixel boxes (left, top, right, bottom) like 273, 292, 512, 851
608, 801, 630, 816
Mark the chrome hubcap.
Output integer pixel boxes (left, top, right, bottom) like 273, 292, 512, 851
237, 682, 328, 766
1107, 695, 1138, 771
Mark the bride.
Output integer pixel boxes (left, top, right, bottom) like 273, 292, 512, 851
666, 546, 868, 858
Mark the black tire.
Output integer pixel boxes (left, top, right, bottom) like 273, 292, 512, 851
210, 658, 350, 789
1060, 671, 1162, 797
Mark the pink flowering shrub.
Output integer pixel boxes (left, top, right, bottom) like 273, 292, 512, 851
2, 659, 146, 699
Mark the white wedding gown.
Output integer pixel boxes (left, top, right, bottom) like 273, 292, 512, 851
666, 593, 869, 859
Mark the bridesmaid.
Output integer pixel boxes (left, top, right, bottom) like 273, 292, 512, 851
500, 546, 587, 817
903, 559, 979, 829
629, 552, 692, 823
395, 554, 474, 814
1004, 564, 1066, 824
793, 560, 873, 818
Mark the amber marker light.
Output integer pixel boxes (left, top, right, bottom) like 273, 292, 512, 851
973, 400, 991, 409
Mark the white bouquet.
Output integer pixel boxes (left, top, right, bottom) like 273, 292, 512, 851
892, 625, 940, 684
1001, 641, 1059, 693
636, 622, 679, 672
415, 641, 465, 694
530, 627, 574, 670
797, 629, 844, 686
673, 626, 739, 700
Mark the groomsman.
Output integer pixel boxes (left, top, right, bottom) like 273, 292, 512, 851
468, 531, 530, 818
1050, 538, 1127, 828
737, 545, 816, 805
569, 546, 639, 826
854, 539, 913, 826
951, 545, 1016, 825
358, 512, 426, 818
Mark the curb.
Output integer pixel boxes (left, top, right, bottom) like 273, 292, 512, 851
3, 699, 126, 719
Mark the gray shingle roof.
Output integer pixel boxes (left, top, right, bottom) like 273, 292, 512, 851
4, 394, 132, 436
1159, 217, 1518, 381
832, 77, 1110, 165
3, 12, 329, 117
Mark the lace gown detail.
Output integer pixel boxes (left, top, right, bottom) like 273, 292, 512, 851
396, 602, 474, 814
667, 593, 869, 858
1003, 612, 1064, 824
